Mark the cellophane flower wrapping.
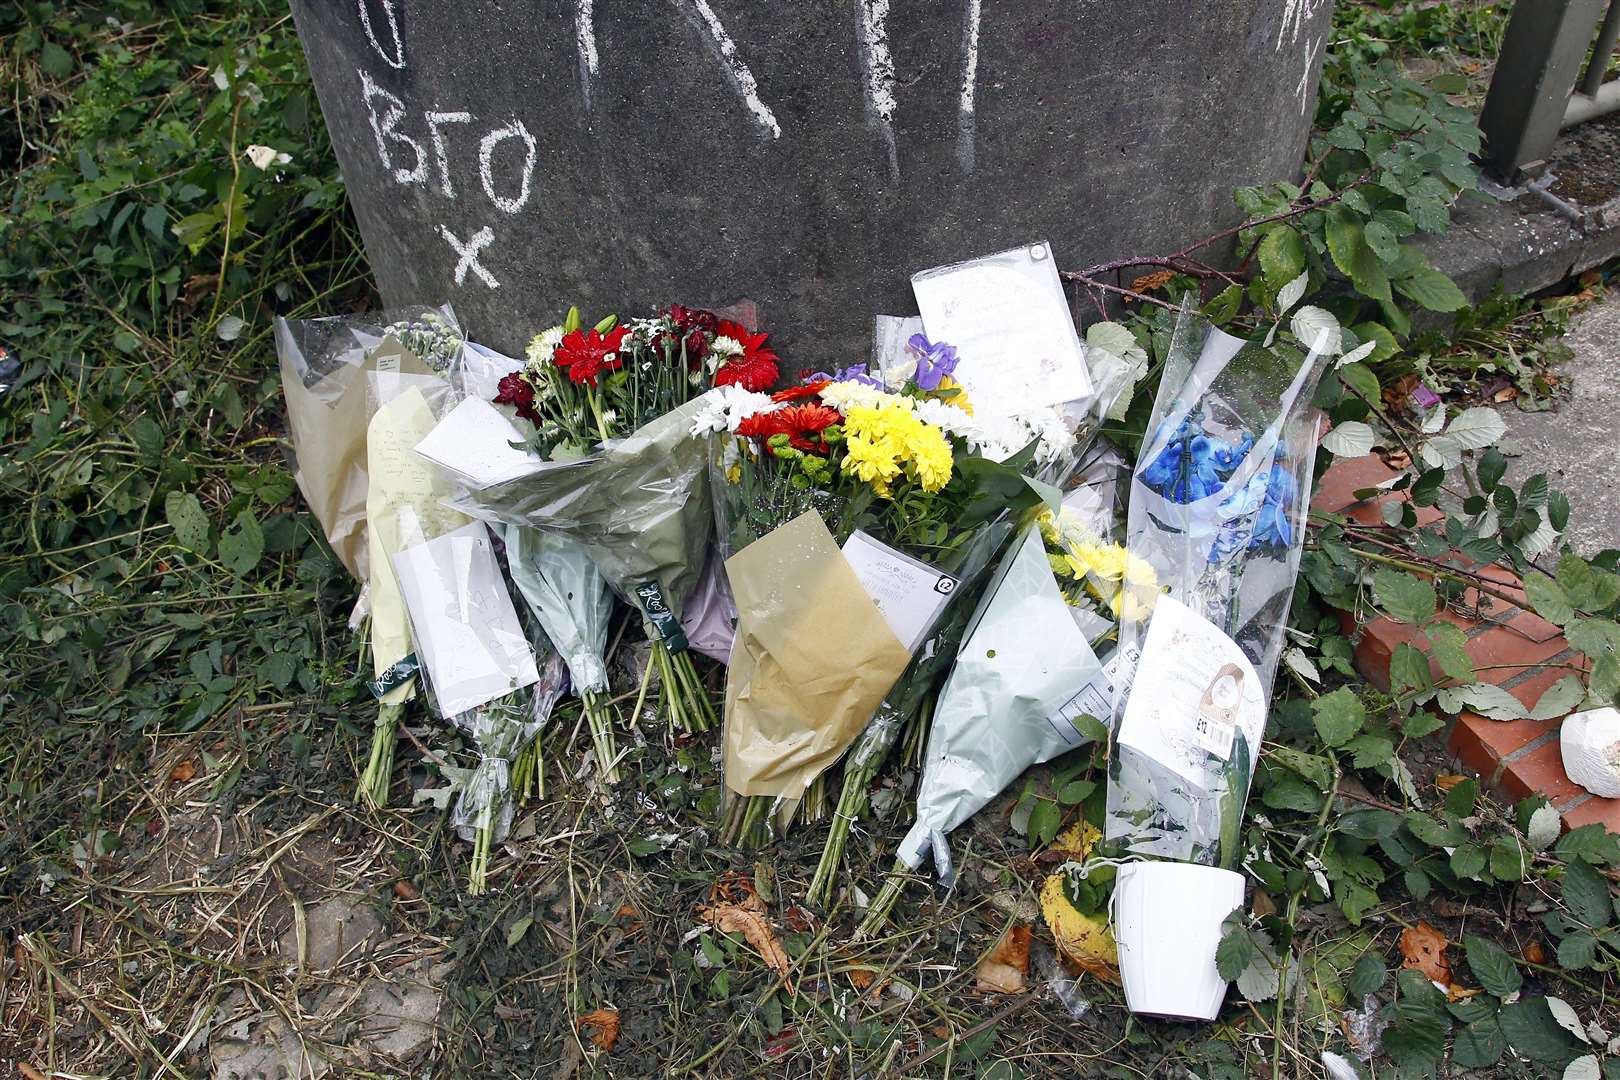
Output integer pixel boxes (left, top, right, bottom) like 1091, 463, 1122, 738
390, 521, 552, 846
444, 392, 717, 648
433, 340, 619, 698
449, 650, 567, 843
274, 304, 460, 585
1105, 306, 1331, 866
896, 440, 1136, 883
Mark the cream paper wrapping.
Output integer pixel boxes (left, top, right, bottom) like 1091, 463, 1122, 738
722, 511, 912, 801
366, 385, 470, 705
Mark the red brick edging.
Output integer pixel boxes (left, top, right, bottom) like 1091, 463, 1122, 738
1312, 454, 1618, 833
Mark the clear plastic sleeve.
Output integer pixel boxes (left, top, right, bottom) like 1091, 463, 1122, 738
449, 651, 566, 844
1104, 305, 1330, 866
273, 304, 458, 581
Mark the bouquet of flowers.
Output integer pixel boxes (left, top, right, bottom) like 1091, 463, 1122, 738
275, 310, 474, 807
445, 304, 780, 743
856, 448, 1155, 931
1101, 307, 1332, 1020
707, 366, 1042, 848
390, 520, 560, 894
803, 321, 1128, 906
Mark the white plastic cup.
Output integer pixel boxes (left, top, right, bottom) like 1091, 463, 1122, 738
1112, 861, 1246, 1021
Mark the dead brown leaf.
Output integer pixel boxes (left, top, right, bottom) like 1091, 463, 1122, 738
19, 1065, 48, 1080
976, 924, 1032, 994
847, 967, 877, 990
392, 879, 419, 901
1447, 984, 1484, 1003
1399, 921, 1452, 985
1522, 940, 1547, 965
1492, 385, 1519, 403
1131, 270, 1175, 293
1251, 890, 1278, 919
1380, 448, 1412, 470
614, 903, 643, 936
167, 760, 196, 784
576, 1008, 621, 1052
701, 896, 792, 988
1434, 774, 1468, 793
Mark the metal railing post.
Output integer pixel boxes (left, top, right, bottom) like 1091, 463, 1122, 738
1480, 0, 1607, 179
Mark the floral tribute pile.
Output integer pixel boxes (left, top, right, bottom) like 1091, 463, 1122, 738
277, 252, 1332, 1018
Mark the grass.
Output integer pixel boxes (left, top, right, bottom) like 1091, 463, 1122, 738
1, 2, 1615, 1078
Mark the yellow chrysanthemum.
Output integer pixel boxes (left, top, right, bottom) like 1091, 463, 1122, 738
930, 375, 974, 416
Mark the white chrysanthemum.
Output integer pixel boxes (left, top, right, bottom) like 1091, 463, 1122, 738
526, 326, 565, 368
912, 397, 981, 444
882, 356, 918, 389
709, 335, 744, 359
689, 385, 780, 436
628, 317, 664, 339
817, 380, 904, 414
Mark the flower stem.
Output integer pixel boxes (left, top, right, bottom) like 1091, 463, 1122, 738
856, 862, 909, 938
358, 696, 407, 808
584, 690, 620, 784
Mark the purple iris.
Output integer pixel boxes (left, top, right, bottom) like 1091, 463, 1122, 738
807, 362, 883, 388
906, 333, 961, 391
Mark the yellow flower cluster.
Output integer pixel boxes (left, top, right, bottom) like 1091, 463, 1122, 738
1040, 509, 1160, 621
930, 375, 973, 416
841, 399, 954, 497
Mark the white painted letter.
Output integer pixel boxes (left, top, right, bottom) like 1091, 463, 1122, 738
439, 224, 500, 289
677, 0, 782, 140
358, 0, 406, 69
576, 0, 599, 110
358, 68, 426, 185
426, 110, 473, 197
855, 0, 898, 180
478, 119, 538, 215
958, 0, 982, 173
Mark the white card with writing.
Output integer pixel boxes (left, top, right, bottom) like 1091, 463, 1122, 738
414, 396, 543, 489
1115, 595, 1265, 790
839, 530, 958, 654
911, 241, 1094, 411
392, 522, 539, 717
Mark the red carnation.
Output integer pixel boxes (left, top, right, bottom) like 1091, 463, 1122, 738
770, 380, 830, 404
494, 372, 542, 425
553, 324, 630, 386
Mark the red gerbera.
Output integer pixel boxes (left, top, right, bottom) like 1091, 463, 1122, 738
712, 319, 781, 392
776, 403, 842, 451
770, 380, 830, 403
553, 324, 631, 386
494, 372, 542, 425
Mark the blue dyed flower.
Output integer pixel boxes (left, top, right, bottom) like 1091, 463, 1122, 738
1141, 415, 1246, 504
1251, 462, 1298, 550
906, 333, 961, 391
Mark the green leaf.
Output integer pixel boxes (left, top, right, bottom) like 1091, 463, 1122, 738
1425, 623, 1474, 683
505, 914, 533, 947
1373, 568, 1437, 624
1395, 267, 1468, 312
164, 492, 211, 555
1027, 799, 1062, 847
39, 41, 75, 80
1460, 683, 1529, 721
1258, 227, 1306, 289
1346, 950, 1387, 1000
1057, 780, 1094, 805
1444, 777, 1479, 817
1490, 835, 1528, 882
1406, 812, 1465, 848
1526, 574, 1576, 626
1351, 321, 1400, 362
1216, 919, 1254, 981
1201, 284, 1244, 324
1477, 447, 1508, 492
1384, 970, 1450, 1072
218, 511, 264, 577
1337, 361, 1381, 405
1530, 676, 1586, 722
1389, 642, 1433, 696
1268, 745, 1334, 789
1452, 1017, 1507, 1069
1450, 843, 1487, 880
1558, 824, 1620, 865
1345, 732, 1395, 768
1556, 931, 1599, 970
1464, 935, 1522, 996
1498, 996, 1586, 1066
1312, 687, 1366, 747
1563, 859, 1615, 927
